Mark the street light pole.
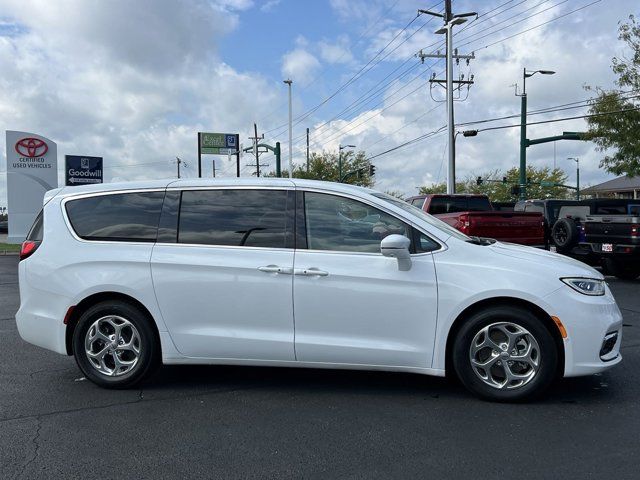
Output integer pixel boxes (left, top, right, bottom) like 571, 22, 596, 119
338, 144, 356, 183
518, 68, 555, 200
567, 157, 580, 200
283, 79, 293, 178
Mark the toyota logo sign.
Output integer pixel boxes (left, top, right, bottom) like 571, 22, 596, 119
15, 137, 49, 158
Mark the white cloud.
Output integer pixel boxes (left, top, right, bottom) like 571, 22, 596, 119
318, 35, 353, 64
281, 48, 321, 85
260, 0, 281, 13
0, 0, 285, 206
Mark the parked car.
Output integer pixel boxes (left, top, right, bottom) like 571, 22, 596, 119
408, 194, 544, 246
582, 214, 640, 280
17, 179, 622, 401
516, 198, 640, 263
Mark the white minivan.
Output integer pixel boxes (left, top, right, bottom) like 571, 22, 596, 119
16, 179, 622, 401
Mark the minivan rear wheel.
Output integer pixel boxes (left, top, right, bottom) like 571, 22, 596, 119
452, 306, 558, 402
72, 301, 159, 388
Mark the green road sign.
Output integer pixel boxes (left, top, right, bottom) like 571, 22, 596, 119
540, 181, 555, 187
199, 132, 237, 154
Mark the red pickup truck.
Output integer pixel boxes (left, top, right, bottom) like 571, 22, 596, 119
407, 194, 545, 246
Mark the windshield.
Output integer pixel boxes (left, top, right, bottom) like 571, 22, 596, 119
372, 192, 470, 241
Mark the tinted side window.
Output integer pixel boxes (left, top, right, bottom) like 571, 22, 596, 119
304, 192, 408, 253
413, 228, 439, 253
178, 189, 291, 248
467, 197, 491, 211
452, 197, 468, 213
27, 211, 43, 241
66, 192, 164, 242
524, 204, 544, 214
428, 198, 448, 215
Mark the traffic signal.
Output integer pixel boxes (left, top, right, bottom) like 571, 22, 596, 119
476, 176, 483, 185
511, 185, 521, 196
502, 177, 507, 183
369, 164, 376, 176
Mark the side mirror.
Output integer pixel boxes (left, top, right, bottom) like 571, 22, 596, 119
380, 234, 412, 271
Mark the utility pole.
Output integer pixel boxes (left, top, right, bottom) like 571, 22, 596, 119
212, 159, 216, 178
419, 1, 476, 194
306, 127, 310, 171
284, 79, 293, 178
249, 123, 265, 177
175, 156, 185, 179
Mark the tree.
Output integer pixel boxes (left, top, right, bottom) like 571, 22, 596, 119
267, 150, 374, 187
419, 166, 571, 202
586, 15, 640, 176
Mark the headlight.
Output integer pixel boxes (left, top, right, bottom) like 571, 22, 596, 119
561, 277, 605, 296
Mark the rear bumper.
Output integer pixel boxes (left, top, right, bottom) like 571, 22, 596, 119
16, 261, 69, 355
580, 242, 640, 259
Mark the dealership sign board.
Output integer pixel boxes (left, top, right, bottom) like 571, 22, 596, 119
5, 131, 58, 243
199, 132, 237, 154
65, 155, 103, 186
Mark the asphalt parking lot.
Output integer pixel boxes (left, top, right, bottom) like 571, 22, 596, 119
1, 256, 639, 479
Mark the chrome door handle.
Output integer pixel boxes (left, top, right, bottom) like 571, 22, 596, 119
294, 268, 329, 277
258, 265, 293, 274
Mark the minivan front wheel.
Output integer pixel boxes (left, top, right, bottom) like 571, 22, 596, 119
73, 301, 159, 388
452, 306, 558, 401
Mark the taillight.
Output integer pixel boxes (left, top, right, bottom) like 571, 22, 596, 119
459, 214, 470, 233
20, 240, 40, 261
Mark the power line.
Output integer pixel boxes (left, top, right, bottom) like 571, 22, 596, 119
307, 62, 439, 148
472, 0, 602, 51
263, 11, 425, 136
457, 91, 640, 127
474, 106, 640, 133
456, 0, 570, 48
366, 125, 447, 161
256, 0, 404, 127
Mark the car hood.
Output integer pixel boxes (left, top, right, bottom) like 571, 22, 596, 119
487, 241, 603, 279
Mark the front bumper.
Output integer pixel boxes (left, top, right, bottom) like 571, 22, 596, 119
543, 283, 623, 377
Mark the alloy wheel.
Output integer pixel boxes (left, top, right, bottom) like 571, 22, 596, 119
469, 322, 541, 390
84, 315, 141, 377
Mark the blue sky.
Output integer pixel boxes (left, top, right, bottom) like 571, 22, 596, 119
0, 0, 638, 205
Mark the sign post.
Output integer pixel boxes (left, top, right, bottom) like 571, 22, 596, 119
65, 155, 103, 186
5, 130, 58, 243
198, 132, 240, 178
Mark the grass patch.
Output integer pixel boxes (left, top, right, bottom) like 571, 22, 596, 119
0, 242, 21, 252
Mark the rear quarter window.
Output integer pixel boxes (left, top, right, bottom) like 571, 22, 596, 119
65, 191, 165, 242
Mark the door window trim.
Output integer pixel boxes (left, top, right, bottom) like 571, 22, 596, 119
61, 188, 167, 245
295, 188, 443, 255
156, 187, 296, 250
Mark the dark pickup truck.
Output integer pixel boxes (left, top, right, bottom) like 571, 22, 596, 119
582, 214, 640, 279
408, 194, 545, 246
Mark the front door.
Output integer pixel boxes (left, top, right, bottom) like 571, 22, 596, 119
293, 191, 439, 368
151, 188, 296, 360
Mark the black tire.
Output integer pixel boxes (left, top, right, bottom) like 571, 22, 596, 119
604, 258, 640, 281
452, 306, 558, 402
72, 300, 159, 389
551, 218, 578, 250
